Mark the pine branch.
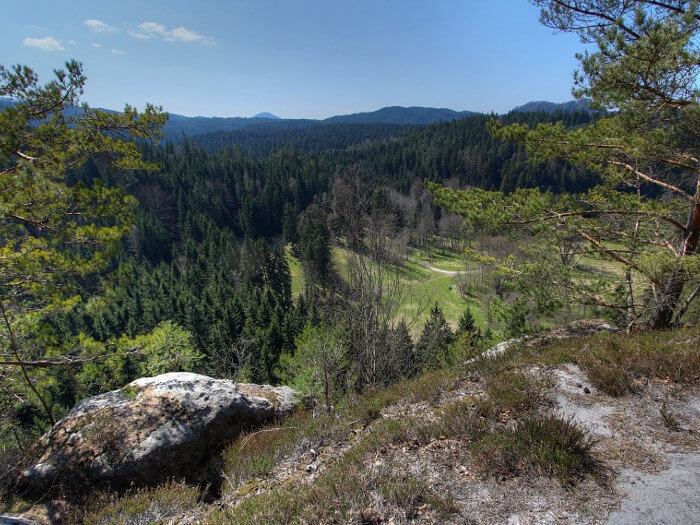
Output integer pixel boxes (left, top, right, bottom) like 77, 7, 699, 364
575, 228, 658, 284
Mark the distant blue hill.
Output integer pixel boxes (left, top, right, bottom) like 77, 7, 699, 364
510, 100, 591, 113
252, 112, 281, 119
162, 113, 314, 142
324, 106, 478, 125
156, 106, 482, 141
5, 96, 600, 144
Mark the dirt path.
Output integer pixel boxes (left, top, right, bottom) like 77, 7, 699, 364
607, 452, 700, 524
550, 362, 700, 525
416, 260, 465, 276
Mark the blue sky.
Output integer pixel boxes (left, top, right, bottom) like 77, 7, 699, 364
3, 1, 585, 119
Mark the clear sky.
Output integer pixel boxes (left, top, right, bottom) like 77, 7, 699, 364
2, 0, 585, 119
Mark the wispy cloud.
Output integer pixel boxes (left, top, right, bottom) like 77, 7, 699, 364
92, 43, 102, 48
23, 36, 64, 51
128, 21, 166, 39
111, 48, 126, 55
129, 21, 214, 44
84, 19, 116, 33
168, 26, 210, 43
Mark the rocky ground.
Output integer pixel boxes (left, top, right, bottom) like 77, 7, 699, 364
4, 325, 698, 524
189, 362, 698, 522
206, 328, 699, 524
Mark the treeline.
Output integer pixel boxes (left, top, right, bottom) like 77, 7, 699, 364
339, 110, 599, 194
190, 122, 415, 156
191, 110, 599, 195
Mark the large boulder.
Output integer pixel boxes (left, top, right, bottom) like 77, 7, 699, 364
20, 373, 300, 494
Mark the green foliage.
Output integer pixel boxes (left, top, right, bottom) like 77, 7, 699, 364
457, 306, 477, 335
415, 303, 454, 370
296, 203, 332, 286
0, 60, 167, 427
430, 1, 700, 328
277, 322, 350, 409
0, 60, 166, 310
47, 321, 200, 398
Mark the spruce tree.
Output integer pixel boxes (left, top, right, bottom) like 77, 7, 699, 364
415, 303, 454, 370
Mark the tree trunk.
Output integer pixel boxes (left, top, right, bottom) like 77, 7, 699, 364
649, 270, 687, 329
649, 175, 700, 329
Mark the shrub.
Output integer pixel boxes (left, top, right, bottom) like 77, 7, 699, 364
584, 361, 633, 397
83, 482, 199, 525
481, 370, 542, 417
472, 416, 596, 484
434, 400, 488, 442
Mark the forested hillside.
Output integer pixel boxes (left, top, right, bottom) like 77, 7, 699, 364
0, 105, 602, 440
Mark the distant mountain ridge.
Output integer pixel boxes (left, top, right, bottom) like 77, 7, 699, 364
324, 106, 478, 125
164, 106, 481, 141
0, 97, 596, 143
511, 100, 591, 113
253, 112, 281, 119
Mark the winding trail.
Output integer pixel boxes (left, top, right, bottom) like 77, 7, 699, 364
416, 260, 467, 277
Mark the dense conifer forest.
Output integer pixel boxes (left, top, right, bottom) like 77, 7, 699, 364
0, 107, 601, 434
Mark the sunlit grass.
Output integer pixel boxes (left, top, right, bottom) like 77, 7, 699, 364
329, 245, 486, 335
284, 244, 305, 299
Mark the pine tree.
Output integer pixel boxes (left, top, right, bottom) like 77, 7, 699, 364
430, 1, 700, 329
0, 60, 166, 424
415, 303, 454, 370
456, 307, 477, 336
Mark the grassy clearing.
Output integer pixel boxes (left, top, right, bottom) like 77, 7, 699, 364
284, 244, 305, 299
330, 245, 486, 335
414, 248, 466, 272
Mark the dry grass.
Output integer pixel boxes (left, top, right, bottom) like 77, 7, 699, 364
528, 327, 700, 396
480, 370, 543, 416
472, 416, 597, 484
59, 326, 700, 523
82, 482, 199, 525
209, 443, 456, 524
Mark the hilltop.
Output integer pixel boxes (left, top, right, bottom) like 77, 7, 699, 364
252, 112, 282, 119
9, 324, 694, 524
511, 100, 591, 113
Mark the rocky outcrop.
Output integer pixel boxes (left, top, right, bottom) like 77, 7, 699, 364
20, 373, 300, 495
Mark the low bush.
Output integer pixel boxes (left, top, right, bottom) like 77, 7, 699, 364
83, 482, 199, 525
472, 415, 596, 484
210, 453, 455, 524
527, 327, 700, 396
481, 370, 542, 416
